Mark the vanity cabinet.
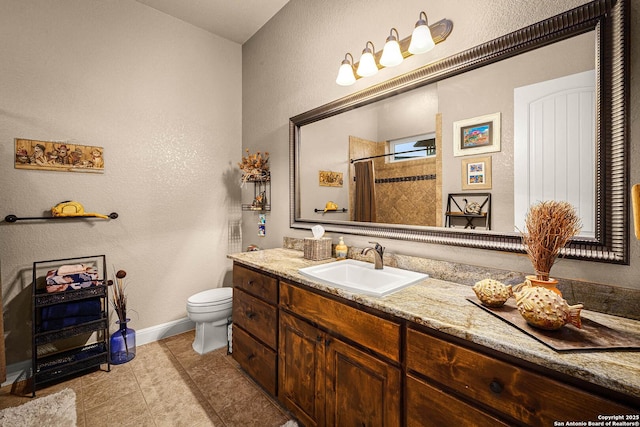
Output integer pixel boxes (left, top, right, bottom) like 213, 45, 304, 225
230, 255, 639, 427
231, 264, 278, 395
406, 325, 639, 426
279, 280, 402, 427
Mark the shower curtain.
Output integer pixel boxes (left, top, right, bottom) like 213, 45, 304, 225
354, 160, 377, 222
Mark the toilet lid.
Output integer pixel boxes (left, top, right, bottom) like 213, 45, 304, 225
188, 287, 233, 305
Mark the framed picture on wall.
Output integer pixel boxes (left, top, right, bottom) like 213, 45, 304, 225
461, 156, 492, 190
319, 170, 343, 187
453, 112, 501, 157
14, 138, 105, 173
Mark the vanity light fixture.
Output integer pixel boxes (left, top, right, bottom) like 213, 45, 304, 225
336, 53, 356, 86
408, 11, 436, 54
356, 41, 378, 77
380, 28, 403, 67
335, 11, 452, 86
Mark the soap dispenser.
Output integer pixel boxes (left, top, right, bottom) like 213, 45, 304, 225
335, 236, 348, 260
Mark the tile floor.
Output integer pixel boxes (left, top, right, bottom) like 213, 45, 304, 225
0, 331, 295, 426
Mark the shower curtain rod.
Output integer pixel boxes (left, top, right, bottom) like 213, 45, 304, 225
349, 147, 428, 164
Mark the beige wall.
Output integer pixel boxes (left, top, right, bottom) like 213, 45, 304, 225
242, 0, 640, 289
0, 0, 242, 365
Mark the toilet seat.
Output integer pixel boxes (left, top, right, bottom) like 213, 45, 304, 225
187, 288, 233, 313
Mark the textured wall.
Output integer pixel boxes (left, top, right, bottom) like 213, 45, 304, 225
0, 0, 242, 365
242, 0, 640, 288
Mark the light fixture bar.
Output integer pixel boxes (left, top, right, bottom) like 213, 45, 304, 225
350, 18, 453, 80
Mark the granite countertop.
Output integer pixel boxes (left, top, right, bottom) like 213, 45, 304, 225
228, 248, 640, 400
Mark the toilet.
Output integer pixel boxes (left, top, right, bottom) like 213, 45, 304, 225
186, 287, 233, 354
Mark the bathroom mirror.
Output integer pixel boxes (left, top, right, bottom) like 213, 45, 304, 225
290, 0, 629, 263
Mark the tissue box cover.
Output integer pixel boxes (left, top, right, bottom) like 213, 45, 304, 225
304, 238, 332, 261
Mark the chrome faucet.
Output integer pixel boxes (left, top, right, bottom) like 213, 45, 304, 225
362, 241, 385, 269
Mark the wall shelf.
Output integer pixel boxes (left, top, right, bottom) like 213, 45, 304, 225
242, 173, 271, 212
5, 212, 118, 223
314, 208, 348, 213
445, 193, 491, 230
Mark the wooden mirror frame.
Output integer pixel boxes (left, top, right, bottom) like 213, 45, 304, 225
289, 0, 629, 263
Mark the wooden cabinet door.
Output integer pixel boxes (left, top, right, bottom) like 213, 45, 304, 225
278, 311, 325, 427
325, 337, 401, 427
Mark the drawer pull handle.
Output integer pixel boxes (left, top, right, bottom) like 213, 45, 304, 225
246, 311, 256, 319
246, 279, 255, 286
247, 353, 255, 361
489, 380, 503, 394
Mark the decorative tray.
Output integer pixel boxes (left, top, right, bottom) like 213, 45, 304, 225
467, 297, 640, 352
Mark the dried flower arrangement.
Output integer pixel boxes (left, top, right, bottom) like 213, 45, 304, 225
238, 148, 270, 183
108, 269, 134, 358
108, 269, 128, 324
521, 201, 582, 281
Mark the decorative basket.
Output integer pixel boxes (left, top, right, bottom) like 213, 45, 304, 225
304, 238, 332, 261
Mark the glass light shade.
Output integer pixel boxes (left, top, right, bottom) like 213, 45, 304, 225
336, 62, 356, 86
408, 24, 435, 54
356, 51, 378, 77
380, 39, 403, 67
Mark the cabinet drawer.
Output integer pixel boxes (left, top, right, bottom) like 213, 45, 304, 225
233, 264, 278, 304
232, 325, 277, 396
280, 281, 401, 363
406, 327, 638, 426
233, 288, 277, 350
407, 374, 510, 427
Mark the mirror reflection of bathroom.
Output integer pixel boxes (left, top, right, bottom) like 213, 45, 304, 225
298, 32, 595, 237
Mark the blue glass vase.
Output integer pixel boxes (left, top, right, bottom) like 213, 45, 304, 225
110, 319, 136, 364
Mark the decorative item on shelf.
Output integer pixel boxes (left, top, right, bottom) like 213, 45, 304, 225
51, 201, 109, 219
108, 269, 135, 364
464, 200, 482, 215
4, 210, 118, 223
323, 201, 338, 213
314, 207, 348, 213
514, 283, 583, 331
472, 279, 513, 308
335, 11, 453, 86
238, 148, 270, 184
251, 191, 267, 210
520, 201, 582, 296
335, 236, 348, 260
45, 263, 100, 293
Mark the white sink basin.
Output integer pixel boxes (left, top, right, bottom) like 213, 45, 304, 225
298, 259, 428, 297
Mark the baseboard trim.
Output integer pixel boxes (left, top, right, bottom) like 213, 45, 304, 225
2, 317, 195, 388
135, 317, 195, 346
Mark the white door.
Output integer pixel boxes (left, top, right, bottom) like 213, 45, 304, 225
514, 70, 595, 238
